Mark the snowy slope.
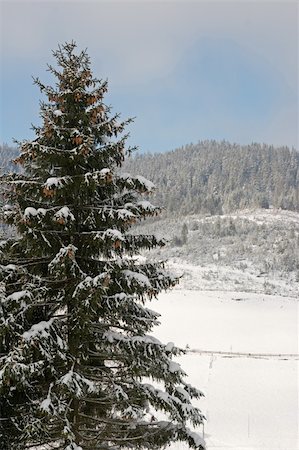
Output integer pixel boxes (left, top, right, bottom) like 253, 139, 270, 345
135, 209, 299, 297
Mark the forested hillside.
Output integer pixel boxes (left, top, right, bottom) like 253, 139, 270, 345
124, 141, 299, 215
133, 209, 299, 297
1, 141, 299, 214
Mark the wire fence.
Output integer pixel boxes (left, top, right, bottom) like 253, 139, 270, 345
186, 349, 299, 360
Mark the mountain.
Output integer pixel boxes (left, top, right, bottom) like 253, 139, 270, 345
123, 140, 299, 214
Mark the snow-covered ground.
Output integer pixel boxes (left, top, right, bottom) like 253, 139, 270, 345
135, 208, 299, 298
148, 289, 298, 450
168, 260, 299, 298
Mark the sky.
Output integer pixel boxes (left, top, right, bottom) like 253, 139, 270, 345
0, 0, 298, 153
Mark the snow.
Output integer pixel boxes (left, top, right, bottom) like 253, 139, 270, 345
152, 290, 298, 354
72, 272, 110, 296
186, 429, 205, 448
22, 319, 54, 341
122, 269, 151, 287
6, 290, 31, 302
84, 168, 111, 185
137, 200, 157, 211
143, 383, 197, 418
176, 386, 190, 400
104, 228, 123, 239
37, 208, 47, 216
49, 245, 78, 271
117, 208, 135, 220
24, 207, 38, 217
43, 177, 66, 189
165, 342, 175, 352
3, 204, 13, 210
135, 175, 155, 191
119, 173, 155, 191
53, 109, 63, 117
114, 384, 129, 401
1, 264, 18, 272
148, 289, 298, 450
40, 384, 55, 414
65, 444, 83, 450
40, 397, 52, 413
103, 330, 161, 346
100, 168, 110, 175
54, 206, 75, 222
59, 369, 96, 396
23, 207, 47, 218
134, 208, 299, 298
228, 208, 299, 226
168, 259, 299, 298
168, 361, 182, 373
94, 228, 124, 241
157, 390, 171, 403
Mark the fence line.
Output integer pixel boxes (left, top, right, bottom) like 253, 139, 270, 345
186, 349, 299, 360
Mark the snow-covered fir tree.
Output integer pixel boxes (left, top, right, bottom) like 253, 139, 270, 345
0, 42, 205, 450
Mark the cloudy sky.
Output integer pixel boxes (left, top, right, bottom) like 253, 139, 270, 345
0, 0, 298, 152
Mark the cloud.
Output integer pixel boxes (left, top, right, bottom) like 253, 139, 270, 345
0, 1, 297, 149
105, 35, 297, 151
1, 1, 297, 89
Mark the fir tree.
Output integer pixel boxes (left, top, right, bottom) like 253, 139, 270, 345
0, 42, 205, 450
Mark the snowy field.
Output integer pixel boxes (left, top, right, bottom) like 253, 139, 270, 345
148, 290, 298, 450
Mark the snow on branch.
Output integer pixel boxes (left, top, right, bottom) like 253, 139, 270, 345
93, 228, 124, 242
118, 172, 156, 193
58, 367, 96, 397
22, 318, 54, 341
54, 206, 75, 224
142, 383, 205, 424
43, 176, 70, 190
72, 272, 110, 298
122, 269, 152, 288
65, 443, 83, 450
103, 329, 161, 346
84, 168, 112, 185
49, 245, 77, 268
0, 353, 44, 388
48, 244, 84, 278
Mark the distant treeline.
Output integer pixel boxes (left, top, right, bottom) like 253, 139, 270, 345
124, 141, 299, 214
1, 141, 299, 214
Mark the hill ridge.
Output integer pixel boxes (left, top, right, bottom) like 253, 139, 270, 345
123, 140, 299, 214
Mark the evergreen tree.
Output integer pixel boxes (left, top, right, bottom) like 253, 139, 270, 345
0, 42, 204, 449
181, 223, 188, 245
